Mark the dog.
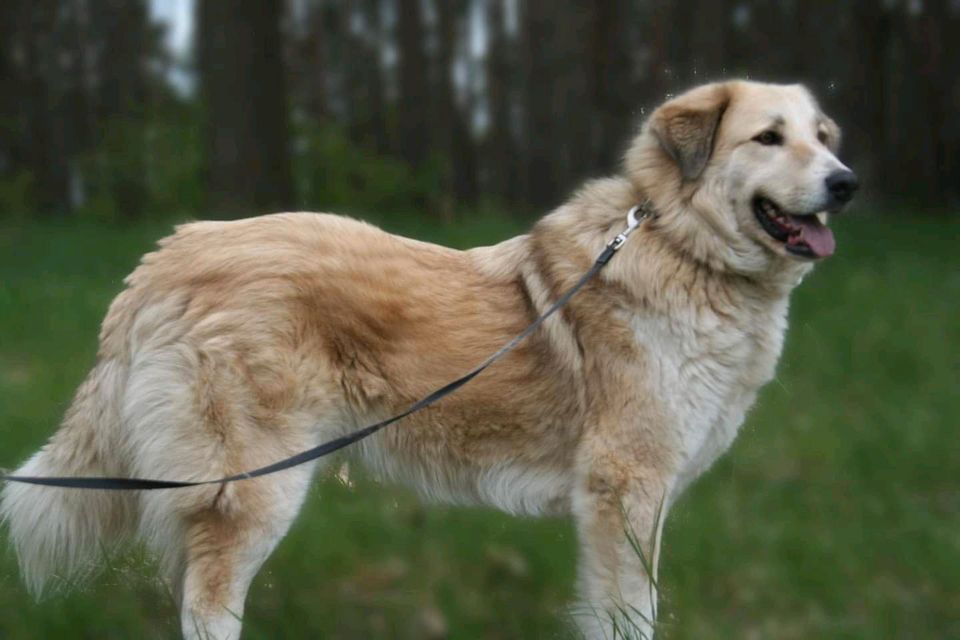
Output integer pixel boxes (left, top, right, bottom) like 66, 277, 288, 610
1, 80, 857, 639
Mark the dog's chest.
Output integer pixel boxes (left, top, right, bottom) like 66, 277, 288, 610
631, 302, 788, 490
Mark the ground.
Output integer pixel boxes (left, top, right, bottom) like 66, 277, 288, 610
0, 209, 957, 639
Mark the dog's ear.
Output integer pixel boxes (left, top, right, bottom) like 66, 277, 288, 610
648, 83, 731, 181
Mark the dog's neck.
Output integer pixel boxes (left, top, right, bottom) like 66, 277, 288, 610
617, 223, 803, 321
631, 212, 812, 302
533, 176, 809, 323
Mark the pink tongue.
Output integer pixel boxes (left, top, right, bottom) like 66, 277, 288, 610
793, 216, 836, 257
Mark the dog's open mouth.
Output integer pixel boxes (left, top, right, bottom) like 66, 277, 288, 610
752, 197, 836, 258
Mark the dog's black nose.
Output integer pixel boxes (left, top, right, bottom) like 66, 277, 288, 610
826, 170, 859, 205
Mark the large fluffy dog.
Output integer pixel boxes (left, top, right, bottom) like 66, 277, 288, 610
1, 81, 857, 638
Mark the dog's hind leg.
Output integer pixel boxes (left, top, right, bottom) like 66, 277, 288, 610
124, 343, 335, 640
177, 464, 315, 640
124, 344, 333, 639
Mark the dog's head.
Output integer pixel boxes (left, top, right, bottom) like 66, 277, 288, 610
627, 81, 857, 276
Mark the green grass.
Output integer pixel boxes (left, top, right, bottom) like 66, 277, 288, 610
0, 210, 958, 638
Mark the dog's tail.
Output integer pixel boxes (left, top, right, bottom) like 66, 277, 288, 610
1, 360, 134, 596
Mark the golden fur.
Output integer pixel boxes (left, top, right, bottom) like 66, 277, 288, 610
1, 80, 855, 639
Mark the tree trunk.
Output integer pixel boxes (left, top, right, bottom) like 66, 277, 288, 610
588, 0, 635, 171
484, 0, 520, 202
521, 0, 561, 209
435, 0, 477, 209
296, 0, 329, 121
21, 1, 71, 215
396, 0, 430, 168
198, 0, 294, 216
95, 0, 150, 217
361, 0, 389, 155
884, 0, 949, 206
688, 0, 729, 81
844, 0, 891, 194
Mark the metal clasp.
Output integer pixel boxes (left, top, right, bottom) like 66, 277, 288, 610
607, 203, 649, 252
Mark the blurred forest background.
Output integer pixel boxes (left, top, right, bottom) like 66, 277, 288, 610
1, 0, 958, 222
2, 2, 960, 639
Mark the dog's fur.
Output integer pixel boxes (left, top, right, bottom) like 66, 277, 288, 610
1, 81, 854, 639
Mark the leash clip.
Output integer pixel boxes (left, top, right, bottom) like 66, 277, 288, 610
608, 203, 649, 252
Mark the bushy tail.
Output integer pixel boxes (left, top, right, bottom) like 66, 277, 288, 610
1, 361, 133, 596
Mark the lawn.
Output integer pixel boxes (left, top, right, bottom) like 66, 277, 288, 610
0, 209, 957, 639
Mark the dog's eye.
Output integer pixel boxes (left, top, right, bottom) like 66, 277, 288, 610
753, 130, 783, 146
817, 129, 829, 145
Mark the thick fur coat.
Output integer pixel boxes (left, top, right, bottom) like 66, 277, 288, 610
1, 80, 856, 639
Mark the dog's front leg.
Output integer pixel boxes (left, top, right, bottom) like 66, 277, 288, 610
570, 452, 670, 640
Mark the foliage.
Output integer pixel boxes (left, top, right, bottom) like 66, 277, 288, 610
66, 112, 204, 222
0, 211, 957, 638
0, 172, 34, 219
72, 117, 147, 221
294, 119, 445, 217
141, 110, 206, 217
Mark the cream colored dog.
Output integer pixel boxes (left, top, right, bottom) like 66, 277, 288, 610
1, 80, 857, 639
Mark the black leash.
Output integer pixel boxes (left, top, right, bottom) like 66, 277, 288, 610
1, 205, 649, 491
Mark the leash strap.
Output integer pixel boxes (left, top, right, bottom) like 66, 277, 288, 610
2, 206, 648, 491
